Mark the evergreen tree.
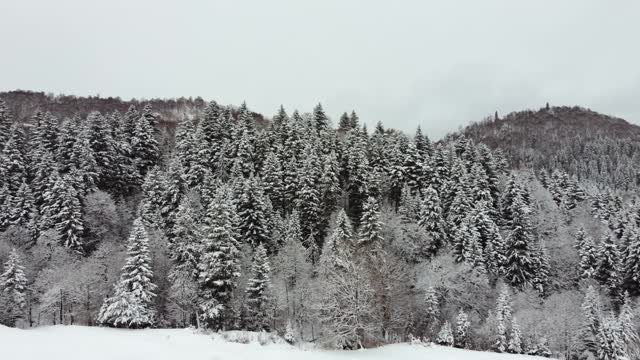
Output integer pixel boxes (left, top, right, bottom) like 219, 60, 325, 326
131, 114, 160, 177
0, 248, 28, 325
494, 286, 512, 353
507, 317, 523, 354
197, 185, 241, 330
418, 186, 446, 255
261, 150, 285, 214
595, 234, 622, 299
245, 244, 272, 331
357, 197, 383, 254
504, 196, 538, 289
312, 103, 330, 134
296, 145, 322, 243
235, 176, 272, 250
169, 199, 201, 278
454, 309, 470, 349
4, 180, 35, 228
0, 99, 12, 147
622, 223, 640, 295
338, 112, 351, 130
576, 227, 598, 279
53, 176, 85, 251
436, 321, 454, 346
97, 218, 157, 328
0, 124, 28, 196
319, 209, 355, 272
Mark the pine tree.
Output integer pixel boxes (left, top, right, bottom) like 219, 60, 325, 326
473, 201, 505, 275
261, 150, 285, 214
33, 112, 59, 155
595, 234, 622, 298
424, 286, 440, 335
131, 114, 160, 177
357, 197, 384, 255
296, 145, 322, 243
436, 321, 454, 346
284, 319, 296, 344
0, 99, 12, 147
622, 223, 640, 295
596, 315, 627, 360
504, 195, 538, 289
494, 286, 512, 353
618, 291, 638, 349
235, 176, 272, 251
4, 180, 35, 228
576, 227, 598, 279
0, 124, 28, 196
507, 317, 523, 354
97, 218, 157, 328
169, 199, 201, 278
319, 209, 355, 272
418, 186, 446, 256
312, 103, 330, 134
403, 143, 424, 194
0, 248, 28, 325
338, 112, 351, 130
197, 185, 241, 330
245, 244, 272, 331
53, 176, 85, 251
454, 309, 470, 349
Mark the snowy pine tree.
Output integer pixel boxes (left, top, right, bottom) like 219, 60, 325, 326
454, 308, 470, 349
418, 186, 446, 256
436, 321, 454, 346
197, 185, 241, 330
97, 218, 157, 328
0, 248, 28, 326
245, 244, 272, 331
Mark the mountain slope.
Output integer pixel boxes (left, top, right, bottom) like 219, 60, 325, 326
462, 105, 640, 190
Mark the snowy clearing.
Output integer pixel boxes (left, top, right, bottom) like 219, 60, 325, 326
1, 325, 551, 360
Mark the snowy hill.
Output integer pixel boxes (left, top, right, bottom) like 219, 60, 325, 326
1, 325, 551, 360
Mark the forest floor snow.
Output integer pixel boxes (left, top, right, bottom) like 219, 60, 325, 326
0, 325, 551, 360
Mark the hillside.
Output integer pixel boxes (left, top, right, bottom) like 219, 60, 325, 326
462, 105, 640, 190
0, 90, 267, 128
0, 325, 551, 360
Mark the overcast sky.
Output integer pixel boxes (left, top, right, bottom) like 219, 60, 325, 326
1, 1, 639, 137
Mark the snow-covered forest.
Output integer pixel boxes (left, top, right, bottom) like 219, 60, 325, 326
0, 95, 639, 360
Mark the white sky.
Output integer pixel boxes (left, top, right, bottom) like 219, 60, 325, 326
1, 0, 639, 137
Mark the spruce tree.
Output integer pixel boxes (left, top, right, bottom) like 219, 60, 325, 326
436, 321, 454, 346
97, 218, 157, 328
235, 176, 272, 251
245, 244, 272, 331
576, 227, 598, 279
0, 248, 28, 325
357, 197, 384, 255
595, 234, 622, 298
454, 309, 470, 349
197, 185, 241, 330
131, 114, 160, 177
169, 199, 201, 278
504, 195, 537, 289
261, 150, 285, 214
0, 124, 28, 196
0, 99, 12, 147
622, 224, 640, 295
507, 317, 523, 354
319, 209, 355, 273
418, 186, 446, 255
494, 286, 512, 353
296, 145, 322, 243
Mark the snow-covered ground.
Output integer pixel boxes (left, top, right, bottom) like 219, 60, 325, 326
0, 325, 550, 360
